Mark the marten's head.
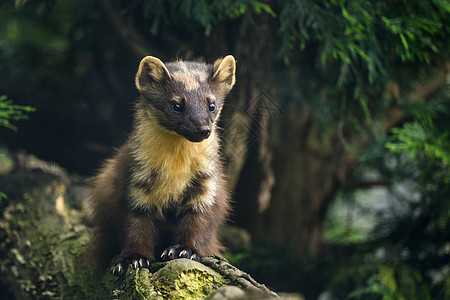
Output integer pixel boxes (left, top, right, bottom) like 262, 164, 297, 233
135, 55, 236, 143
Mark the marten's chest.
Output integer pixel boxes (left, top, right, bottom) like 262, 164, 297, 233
128, 128, 218, 212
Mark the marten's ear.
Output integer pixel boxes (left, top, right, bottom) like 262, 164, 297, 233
211, 55, 236, 93
136, 56, 171, 92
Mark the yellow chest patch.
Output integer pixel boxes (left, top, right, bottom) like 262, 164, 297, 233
129, 114, 218, 212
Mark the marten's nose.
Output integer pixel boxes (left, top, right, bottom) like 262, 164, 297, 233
197, 125, 211, 139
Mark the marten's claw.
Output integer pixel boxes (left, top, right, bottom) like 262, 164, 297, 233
112, 263, 124, 276
161, 245, 200, 261
112, 254, 151, 276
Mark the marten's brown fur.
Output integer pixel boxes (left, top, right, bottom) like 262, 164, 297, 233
84, 55, 236, 275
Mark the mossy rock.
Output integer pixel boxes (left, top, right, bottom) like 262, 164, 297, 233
106, 256, 279, 300
108, 259, 226, 299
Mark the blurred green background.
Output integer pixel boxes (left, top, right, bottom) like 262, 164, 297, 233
0, 0, 449, 299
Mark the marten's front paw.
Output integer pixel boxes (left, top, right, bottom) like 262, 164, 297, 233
161, 245, 200, 261
112, 254, 151, 276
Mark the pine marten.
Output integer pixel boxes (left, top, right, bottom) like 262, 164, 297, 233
84, 55, 236, 276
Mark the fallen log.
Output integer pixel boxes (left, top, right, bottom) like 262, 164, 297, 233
0, 170, 278, 299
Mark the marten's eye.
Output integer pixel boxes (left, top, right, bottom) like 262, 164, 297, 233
209, 103, 216, 112
171, 103, 184, 113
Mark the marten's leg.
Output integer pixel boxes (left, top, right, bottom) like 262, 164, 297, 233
112, 208, 158, 276
161, 173, 229, 261
161, 201, 225, 261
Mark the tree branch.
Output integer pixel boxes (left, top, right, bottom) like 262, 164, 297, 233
95, 0, 167, 60
384, 62, 449, 131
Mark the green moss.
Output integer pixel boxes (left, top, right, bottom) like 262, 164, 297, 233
106, 259, 226, 299
134, 268, 162, 299
150, 259, 225, 300
0, 176, 106, 299
173, 269, 217, 298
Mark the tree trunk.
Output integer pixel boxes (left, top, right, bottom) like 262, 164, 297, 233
227, 12, 449, 257
220, 12, 347, 256
218, 13, 276, 192
234, 101, 353, 256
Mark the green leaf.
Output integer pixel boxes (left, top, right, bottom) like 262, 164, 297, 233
0, 95, 36, 131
